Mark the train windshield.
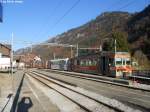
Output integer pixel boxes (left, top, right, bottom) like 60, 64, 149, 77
126, 58, 131, 65
114, 58, 131, 66
115, 58, 122, 65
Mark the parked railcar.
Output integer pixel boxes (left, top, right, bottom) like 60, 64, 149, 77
49, 58, 69, 70
68, 53, 100, 74
33, 60, 48, 69
69, 51, 132, 78
46, 51, 132, 78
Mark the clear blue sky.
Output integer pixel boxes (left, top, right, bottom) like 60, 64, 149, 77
0, 0, 149, 50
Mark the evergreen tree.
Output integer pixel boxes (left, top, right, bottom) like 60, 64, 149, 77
103, 32, 129, 52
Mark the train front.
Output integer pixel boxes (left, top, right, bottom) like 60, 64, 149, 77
100, 52, 132, 78
109, 52, 132, 78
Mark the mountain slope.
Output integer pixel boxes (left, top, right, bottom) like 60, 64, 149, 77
48, 12, 130, 46
16, 11, 131, 58
127, 5, 150, 61
15, 5, 150, 68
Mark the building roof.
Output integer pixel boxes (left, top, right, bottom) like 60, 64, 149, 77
0, 43, 11, 50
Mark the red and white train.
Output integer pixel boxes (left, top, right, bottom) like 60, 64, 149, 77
46, 51, 132, 78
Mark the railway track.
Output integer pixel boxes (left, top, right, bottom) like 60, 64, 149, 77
26, 71, 142, 112
37, 69, 150, 92
31, 70, 150, 111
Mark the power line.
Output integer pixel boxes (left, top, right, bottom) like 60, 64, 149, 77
117, 0, 136, 10
79, 0, 135, 42
77, 0, 136, 45
51, 0, 80, 29
44, 0, 80, 36
101, 0, 136, 37
35, 0, 64, 39
14, 0, 136, 50
104, 0, 122, 11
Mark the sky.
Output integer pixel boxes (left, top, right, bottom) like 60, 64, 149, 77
0, 0, 149, 50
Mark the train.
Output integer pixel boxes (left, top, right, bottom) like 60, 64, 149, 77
70, 51, 132, 78
50, 58, 69, 70
36, 51, 132, 78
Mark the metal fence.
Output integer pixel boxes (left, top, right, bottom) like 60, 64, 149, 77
132, 70, 150, 78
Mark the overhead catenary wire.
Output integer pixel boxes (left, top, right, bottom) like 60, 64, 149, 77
43, 0, 80, 37
35, 0, 64, 40
77, 0, 136, 45
28, 0, 80, 51
103, 0, 136, 37
117, 0, 136, 10
75, 0, 137, 55
104, 0, 122, 11
4, 0, 138, 51
40, 0, 123, 41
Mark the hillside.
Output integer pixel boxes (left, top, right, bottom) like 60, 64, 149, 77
127, 5, 150, 68
16, 12, 131, 57
15, 5, 150, 68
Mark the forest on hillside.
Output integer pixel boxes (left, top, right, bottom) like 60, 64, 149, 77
15, 5, 150, 69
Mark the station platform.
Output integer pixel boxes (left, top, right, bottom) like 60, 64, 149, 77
0, 70, 59, 112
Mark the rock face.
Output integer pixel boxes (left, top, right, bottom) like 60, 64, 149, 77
127, 5, 150, 64
15, 5, 150, 67
47, 11, 130, 45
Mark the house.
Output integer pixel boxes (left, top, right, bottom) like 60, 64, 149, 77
0, 43, 11, 57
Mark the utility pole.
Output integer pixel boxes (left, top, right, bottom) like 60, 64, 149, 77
11, 33, 13, 75
114, 39, 116, 53
53, 52, 55, 60
11, 33, 14, 101
114, 39, 116, 66
100, 44, 102, 52
30, 44, 32, 53
76, 43, 78, 57
70, 45, 73, 58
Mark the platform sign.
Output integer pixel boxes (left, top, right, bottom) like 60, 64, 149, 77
0, 3, 3, 22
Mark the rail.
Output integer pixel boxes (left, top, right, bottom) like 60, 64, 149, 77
37, 69, 150, 92
27, 71, 127, 112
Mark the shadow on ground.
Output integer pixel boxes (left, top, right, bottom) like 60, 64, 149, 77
10, 73, 25, 112
17, 97, 33, 112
